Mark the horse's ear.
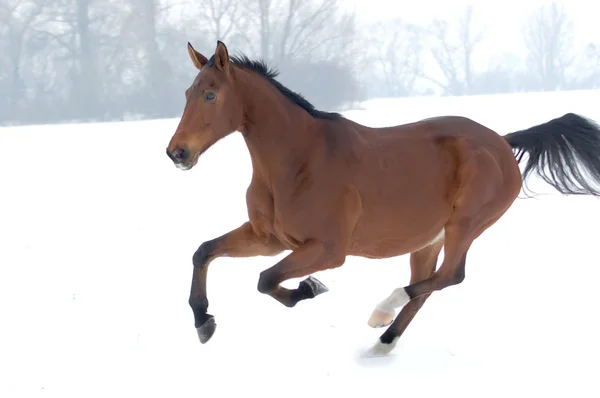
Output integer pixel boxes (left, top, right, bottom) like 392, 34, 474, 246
187, 42, 208, 70
214, 40, 230, 72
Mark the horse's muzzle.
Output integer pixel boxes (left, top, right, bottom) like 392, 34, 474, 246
166, 147, 195, 170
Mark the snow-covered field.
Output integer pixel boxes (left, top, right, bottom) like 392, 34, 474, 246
1, 90, 600, 398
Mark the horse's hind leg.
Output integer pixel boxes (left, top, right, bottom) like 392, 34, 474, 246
370, 209, 506, 354
364, 147, 521, 354
367, 239, 443, 329
365, 222, 473, 355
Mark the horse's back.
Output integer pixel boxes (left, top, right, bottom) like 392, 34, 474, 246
333, 115, 520, 257
381, 115, 521, 200
370, 115, 519, 185
378, 115, 506, 143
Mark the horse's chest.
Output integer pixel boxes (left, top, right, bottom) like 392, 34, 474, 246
245, 194, 299, 249
247, 179, 323, 249
271, 202, 305, 249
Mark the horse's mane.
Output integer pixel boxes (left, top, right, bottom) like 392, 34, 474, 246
207, 53, 342, 120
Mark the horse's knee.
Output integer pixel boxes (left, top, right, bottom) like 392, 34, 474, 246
257, 269, 278, 294
193, 240, 217, 268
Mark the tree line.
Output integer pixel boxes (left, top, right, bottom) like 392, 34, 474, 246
1, 0, 598, 126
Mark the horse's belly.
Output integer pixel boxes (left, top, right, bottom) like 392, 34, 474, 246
348, 227, 446, 258
348, 188, 452, 258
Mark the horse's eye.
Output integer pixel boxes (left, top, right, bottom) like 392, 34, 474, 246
204, 91, 216, 101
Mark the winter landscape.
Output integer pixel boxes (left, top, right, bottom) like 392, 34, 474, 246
1, 90, 600, 397
3, 0, 600, 396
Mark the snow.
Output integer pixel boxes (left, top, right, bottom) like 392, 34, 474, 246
1, 90, 600, 398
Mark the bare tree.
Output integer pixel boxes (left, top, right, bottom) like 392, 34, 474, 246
196, 0, 244, 43
367, 18, 422, 97
587, 43, 600, 64
27, 0, 129, 120
233, 0, 354, 63
523, 2, 574, 90
562, 42, 600, 89
0, 0, 46, 120
423, 5, 484, 95
119, 0, 177, 116
255, 0, 271, 59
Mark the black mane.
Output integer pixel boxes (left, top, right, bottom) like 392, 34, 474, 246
207, 53, 342, 120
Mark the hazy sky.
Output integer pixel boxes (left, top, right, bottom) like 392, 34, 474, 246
347, 0, 597, 64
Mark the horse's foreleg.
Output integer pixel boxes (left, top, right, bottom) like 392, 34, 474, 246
255, 188, 360, 308
256, 239, 346, 308
190, 222, 285, 344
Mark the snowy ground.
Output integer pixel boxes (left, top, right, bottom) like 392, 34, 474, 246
1, 90, 600, 398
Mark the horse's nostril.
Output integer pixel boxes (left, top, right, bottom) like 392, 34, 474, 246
173, 147, 189, 161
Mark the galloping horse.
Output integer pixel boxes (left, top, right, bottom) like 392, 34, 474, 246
166, 40, 600, 353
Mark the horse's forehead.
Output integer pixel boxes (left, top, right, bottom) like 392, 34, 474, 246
193, 68, 208, 83
193, 67, 223, 86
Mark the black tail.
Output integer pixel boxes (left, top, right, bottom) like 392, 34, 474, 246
504, 113, 600, 197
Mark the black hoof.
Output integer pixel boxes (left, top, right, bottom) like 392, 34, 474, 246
300, 275, 329, 299
196, 315, 216, 344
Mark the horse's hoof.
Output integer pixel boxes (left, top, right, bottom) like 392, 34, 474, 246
361, 338, 398, 358
367, 309, 394, 328
196, 315, 216, 344
301, 275, 329, 298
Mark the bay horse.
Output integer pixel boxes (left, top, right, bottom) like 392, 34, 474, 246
166, 40, 600, 354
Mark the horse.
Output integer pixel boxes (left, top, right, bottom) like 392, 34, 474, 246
166, 40, 600, 354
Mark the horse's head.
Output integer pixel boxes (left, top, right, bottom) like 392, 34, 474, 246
166, 40, 244, 170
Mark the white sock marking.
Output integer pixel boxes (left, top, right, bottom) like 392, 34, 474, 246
374, 287, 411, 315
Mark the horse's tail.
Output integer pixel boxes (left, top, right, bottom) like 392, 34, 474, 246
503, 113, 600, 197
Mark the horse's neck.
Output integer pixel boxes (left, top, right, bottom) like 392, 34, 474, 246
237, 72, 317, 186
243, 119, 315, 188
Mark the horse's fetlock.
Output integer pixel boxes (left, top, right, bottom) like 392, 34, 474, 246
189, 296, 209, 312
